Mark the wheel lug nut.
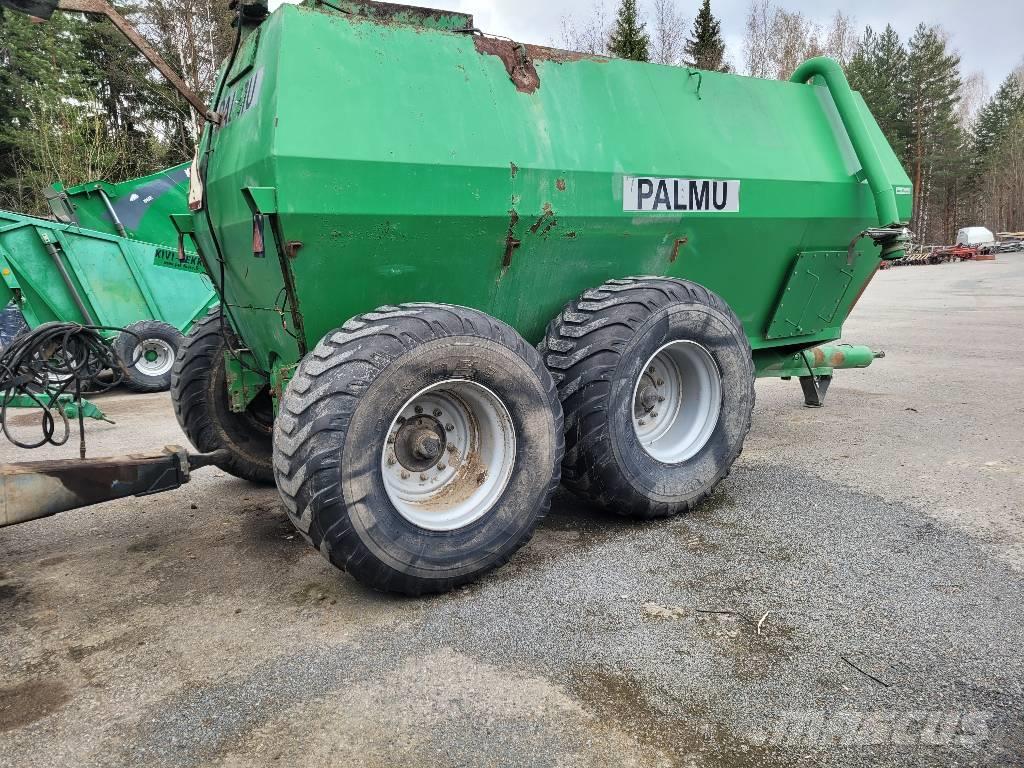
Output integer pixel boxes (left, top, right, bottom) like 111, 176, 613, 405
420, 473, 428, 481
438, 463, 446, 471
445, 423, 454, 432
387, 456, 396, 466
433, 408, 442, 417
414, 405, 423, 414
638, 419, 646, 426
656, 378, 664, 386
447, 443, 456, 452
658, 396, 665, 402
400, 471, 410, 479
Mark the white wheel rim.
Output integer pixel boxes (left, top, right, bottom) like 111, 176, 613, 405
132, 339, 175, 377
382, 379, 516, 532
632, 341, 722, 464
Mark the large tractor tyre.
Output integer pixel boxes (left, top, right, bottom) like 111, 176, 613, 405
113, 320, 183, 393
171, 309, 274, 484
541, 277, 755, 519
273, 303, 564, 596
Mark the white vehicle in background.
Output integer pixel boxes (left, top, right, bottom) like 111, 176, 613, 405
956, 227, 996, 248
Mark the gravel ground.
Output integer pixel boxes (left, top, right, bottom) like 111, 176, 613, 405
1, 254, 1022, 767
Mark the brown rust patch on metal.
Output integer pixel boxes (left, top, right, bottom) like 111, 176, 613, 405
807, 347, 846, 367
510, 162, 519, 179
564, 231, 578, 239
474, 37, 540, 93
502, 209, 521, 271
670, 237, 689, 263
524, 43, 610, 64
323, 0, 474, 31
556, 179, 566, 192
0, 448, 191, 528
530, 203, 555, 235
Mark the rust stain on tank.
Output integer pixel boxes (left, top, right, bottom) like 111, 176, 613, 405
510, 162, 519, 179
502, 209, 521, 270
670, 237, 688, 263
530, 203, 555, 236
474, 38, 608, 93
556, 179, 567, 191
474, 37, 540, 93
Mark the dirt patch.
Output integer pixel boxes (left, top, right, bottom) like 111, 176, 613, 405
126, 533, 163, 554
66, 630, 141, 663
0, 678, 71, 733
569, 665, 766, 766
0, 581, 29, 610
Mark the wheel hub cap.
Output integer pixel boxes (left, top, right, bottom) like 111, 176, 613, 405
131, 339, 175, 377
382, 380, 517, 532
632, 341, 723, 464
393, 416, 447, 472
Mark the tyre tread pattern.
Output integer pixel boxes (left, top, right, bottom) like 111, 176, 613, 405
542, 277, 755, 519
274, 303, 564, 595
171, 308, 273, 483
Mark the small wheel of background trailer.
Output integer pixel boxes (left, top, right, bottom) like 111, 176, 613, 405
171, 308, 274, 484
273, 303, 564, 596
541, 277, 755, 519
113, 319, 183, 393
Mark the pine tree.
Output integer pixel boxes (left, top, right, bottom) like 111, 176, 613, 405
684, 0, 727, 72
969, 71, 1024, 232
0, 11, 100, 211
905, 24, 962, 241
608, 0, 650, 62
846, 25, 910, 165
973, 74, 1024, 163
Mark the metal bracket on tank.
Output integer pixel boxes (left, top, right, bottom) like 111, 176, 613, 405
847, 224, 913, 264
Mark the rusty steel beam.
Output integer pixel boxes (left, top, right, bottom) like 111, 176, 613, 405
0, 446, 226, 527
54, 0, 220, 124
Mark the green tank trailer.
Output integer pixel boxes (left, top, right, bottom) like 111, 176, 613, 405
46, 162, 191, 249
0, 0, 912, 596
0, 208, 216, 391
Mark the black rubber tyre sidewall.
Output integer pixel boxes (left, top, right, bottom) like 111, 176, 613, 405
318, 336, 560, 590
171, 309, 274, 484
603, 302, 753, 513
114, 320, 182, 393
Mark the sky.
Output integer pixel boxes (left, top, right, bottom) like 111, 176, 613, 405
270, 0, 1023, 97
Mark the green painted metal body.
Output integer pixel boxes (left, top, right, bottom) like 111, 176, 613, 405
0, 208, 217, 337
189, 2, 912, 385
2, 392, 109, 422
47, 163, 191, 248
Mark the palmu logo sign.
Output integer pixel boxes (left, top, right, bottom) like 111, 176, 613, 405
623, 176, 740, 213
